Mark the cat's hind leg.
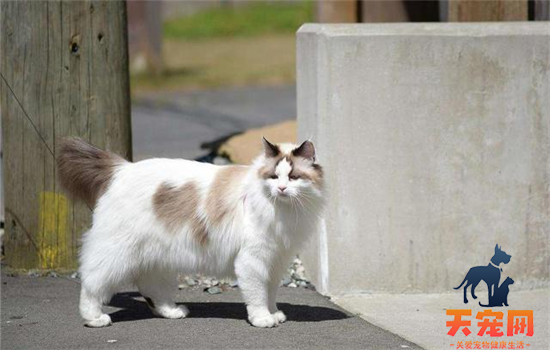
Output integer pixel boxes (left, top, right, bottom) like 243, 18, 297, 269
79, 234, 121, 328
136, 271, 188, 319
80, 285, 112, 328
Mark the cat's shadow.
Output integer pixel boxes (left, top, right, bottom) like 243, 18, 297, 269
108, 292, 349, 323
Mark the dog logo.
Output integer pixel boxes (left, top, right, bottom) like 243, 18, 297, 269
454, 244, 512, 307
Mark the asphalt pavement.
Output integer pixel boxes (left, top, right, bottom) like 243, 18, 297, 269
1, 272, 422, 350
2, 86, 424, 350
131, 85, 297, 161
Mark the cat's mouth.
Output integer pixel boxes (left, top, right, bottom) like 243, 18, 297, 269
276, 193, 291, 201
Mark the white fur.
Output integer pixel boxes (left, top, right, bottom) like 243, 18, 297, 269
78, 148, 324, 328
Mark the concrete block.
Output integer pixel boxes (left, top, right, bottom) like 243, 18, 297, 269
297, 23, 549, 295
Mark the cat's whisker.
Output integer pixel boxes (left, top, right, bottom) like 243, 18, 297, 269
294, 195, 319, 219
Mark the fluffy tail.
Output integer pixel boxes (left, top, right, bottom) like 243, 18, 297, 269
454, 276, 467, 290
57, 137, 125, 206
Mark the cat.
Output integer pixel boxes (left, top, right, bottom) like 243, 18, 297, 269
479, 277, 514, 307
454, 244, 512, 304
57, 137, 324, 328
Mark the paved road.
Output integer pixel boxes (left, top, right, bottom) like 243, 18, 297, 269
132, 85, 296, 161
1, 272, 421, 350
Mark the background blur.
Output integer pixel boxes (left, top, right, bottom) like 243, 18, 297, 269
128, 0, 313, 161
127, 0, 547, 162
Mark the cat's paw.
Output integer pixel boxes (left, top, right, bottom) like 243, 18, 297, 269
249, 314, 278, 328
272, 310, 287, 324
85, 314, 112, 328
153, 305, 189, 319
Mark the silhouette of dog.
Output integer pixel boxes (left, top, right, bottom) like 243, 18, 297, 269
454, 244, 512, 304
479, 277, 514, 307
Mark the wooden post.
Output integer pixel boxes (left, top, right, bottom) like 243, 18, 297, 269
1, 0, 132, 270
534, 0, 550, 20
448, 0, 528, 21
316, 0, 358, 23
361, 0, 409, 22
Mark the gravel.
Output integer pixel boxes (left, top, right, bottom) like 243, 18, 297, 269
177, 257, 313, 295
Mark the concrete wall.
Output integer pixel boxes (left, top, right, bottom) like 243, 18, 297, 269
297, 23, 549, 296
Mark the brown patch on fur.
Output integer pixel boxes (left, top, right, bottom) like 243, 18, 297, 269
258, 164, 276, 180
292, 140, 316, 161
258, 155, 284, 179
309, 163, 324, 188
153, 181, 209, 245
257, 150, 324, 188
206, 166, 248, 225
57, 137, 125, 207
262, 137, 281, 158
290, 161, 324, 188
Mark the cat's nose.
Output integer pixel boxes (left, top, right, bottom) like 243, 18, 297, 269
278, 186, 287, 193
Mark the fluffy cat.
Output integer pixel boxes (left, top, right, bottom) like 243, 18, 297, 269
57, 137, 324, 328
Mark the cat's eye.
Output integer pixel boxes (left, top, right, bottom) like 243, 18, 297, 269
270, 174, 278, 179
289, 175, 299, 180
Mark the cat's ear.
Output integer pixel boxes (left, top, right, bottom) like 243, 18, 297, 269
262, 137, 280, 158
292, 140, 316, 161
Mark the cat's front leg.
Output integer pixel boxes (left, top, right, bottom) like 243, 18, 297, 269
235, 252, 278, 328
268, 269, 286, 324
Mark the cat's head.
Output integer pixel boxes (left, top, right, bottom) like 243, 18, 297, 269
256, 137, 324, 203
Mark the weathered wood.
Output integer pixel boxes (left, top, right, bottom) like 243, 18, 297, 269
448, 0, 528, 21
316, 0, 358, 23
360, 0, 441, 22
1, 0, 132, 269
127, 0, 164, 75
534, 0, 550, 20
361, 0, 408, 22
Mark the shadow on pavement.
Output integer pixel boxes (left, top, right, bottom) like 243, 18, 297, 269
108, 291, 349, 324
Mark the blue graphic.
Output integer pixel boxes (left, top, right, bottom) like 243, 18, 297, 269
454, 244, 512, 307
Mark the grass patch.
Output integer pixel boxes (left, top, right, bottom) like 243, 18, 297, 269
164, 1, 314, 40
132, 3, 312, 92
131, 35, 296, 93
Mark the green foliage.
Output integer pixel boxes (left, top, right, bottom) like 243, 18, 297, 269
164, 1, 314, 40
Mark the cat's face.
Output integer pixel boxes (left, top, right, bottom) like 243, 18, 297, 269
258, 138, 323, 203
